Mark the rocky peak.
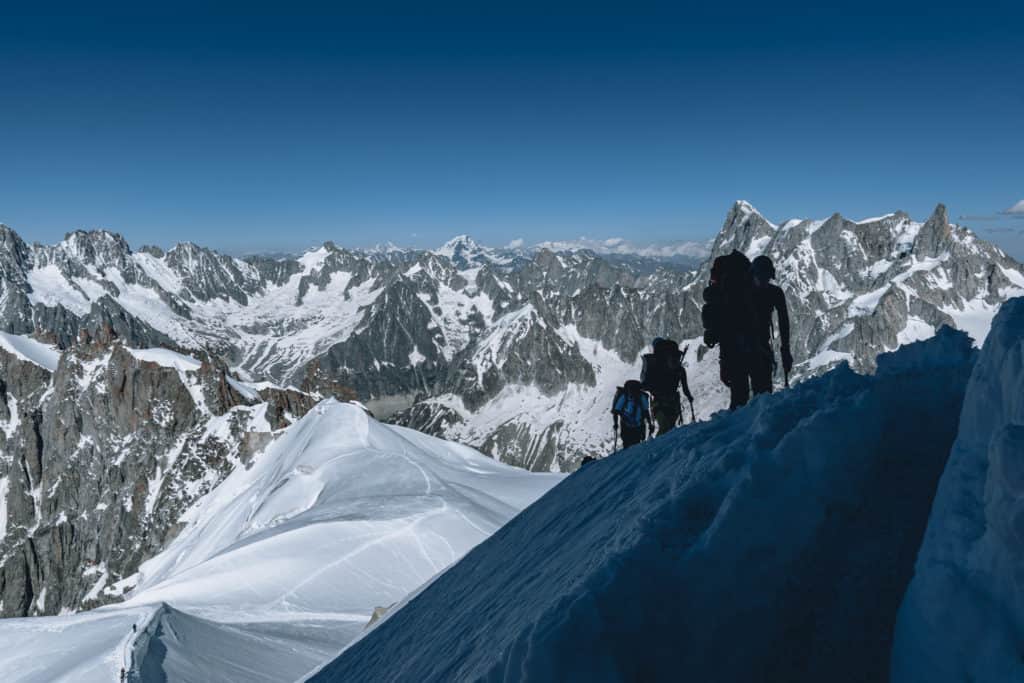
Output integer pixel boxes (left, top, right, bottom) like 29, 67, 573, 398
165, 242, 261, 304
0, 225, 31, 285
57, 230, 133, 270
434, 234, 499, 270
710, 200, 778, 260
913, 204, 953, 258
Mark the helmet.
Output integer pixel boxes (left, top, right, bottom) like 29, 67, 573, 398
751, 255, 776, 281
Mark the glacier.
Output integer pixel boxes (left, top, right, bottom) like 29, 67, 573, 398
310, 324, 984, 681
0, 401, 561, 682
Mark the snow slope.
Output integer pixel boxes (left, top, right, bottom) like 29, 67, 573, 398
310, 327, 978, 682
0, 401, 561, 682
891, 297, 1024, 682
0, 331, 60, 371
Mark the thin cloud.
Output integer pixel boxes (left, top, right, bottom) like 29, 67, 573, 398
978, 226, 1023, 235
960, 201, 1024, 223
1002, 200, 1024, 216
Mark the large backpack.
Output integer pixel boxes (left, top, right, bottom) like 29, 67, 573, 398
612, 380, 648, 428
701, 250, 756, 348
640, 339, 684, 397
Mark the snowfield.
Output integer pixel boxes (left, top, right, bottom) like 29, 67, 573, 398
310, 324, 984, 682
0, 331, 61, 372
0, 401, 561, 682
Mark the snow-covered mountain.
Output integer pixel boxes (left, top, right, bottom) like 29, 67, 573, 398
1, 202, 1021, 476
404, 201, 1024, 469
309, 299, 1024, 682
0, 401, 560, 681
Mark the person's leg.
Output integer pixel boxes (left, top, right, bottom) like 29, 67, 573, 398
728, 358, 751, 409
750, 348, 773, 395
621, 425, 643, 447
654, 403, 678, 435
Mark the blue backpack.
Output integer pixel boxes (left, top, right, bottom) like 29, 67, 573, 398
612, 381, 649, 429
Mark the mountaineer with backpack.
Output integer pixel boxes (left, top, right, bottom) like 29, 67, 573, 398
611, 380, 653, 448
701, 250, 792, 409
640, 338, 694, 436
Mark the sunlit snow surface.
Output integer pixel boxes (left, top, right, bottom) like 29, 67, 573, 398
0, 331, 60, 372
0, 401, 561, 682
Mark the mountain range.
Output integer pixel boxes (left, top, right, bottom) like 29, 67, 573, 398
1, 201, 1023, 620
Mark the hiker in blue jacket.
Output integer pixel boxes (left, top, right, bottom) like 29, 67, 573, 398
611, 380, 653, 448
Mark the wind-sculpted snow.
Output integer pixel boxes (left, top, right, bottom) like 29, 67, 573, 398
892, 297, 1024, 682
0, 401, 561, 682
311, 328, 976, 683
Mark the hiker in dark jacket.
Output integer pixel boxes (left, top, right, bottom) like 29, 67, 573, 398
702, 250, 758, 410
640, 338, 694, 435
611, 380, 653, 448
750, 255, 792, 395
702, 251, 793, 410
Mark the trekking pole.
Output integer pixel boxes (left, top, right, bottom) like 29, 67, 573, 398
689, 399, 696, 424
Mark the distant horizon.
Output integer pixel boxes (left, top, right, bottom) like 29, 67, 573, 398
3, 199, 1022, 262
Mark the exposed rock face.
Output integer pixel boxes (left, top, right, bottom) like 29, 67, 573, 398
0, 339, 317, 617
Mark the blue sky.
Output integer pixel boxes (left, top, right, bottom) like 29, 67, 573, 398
1, 1, 1022, 258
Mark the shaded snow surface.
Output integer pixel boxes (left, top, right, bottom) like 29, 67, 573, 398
0, 401, 560, 682
892, 297, 1024, 682
311, 327, 978, 683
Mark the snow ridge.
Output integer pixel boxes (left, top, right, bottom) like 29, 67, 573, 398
892, 296, 1024, 682
0, 401, 561, 682
310, 328, 977, 682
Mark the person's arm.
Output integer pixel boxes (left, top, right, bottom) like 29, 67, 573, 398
679, 365, 693, 402
776, 287, 793, 373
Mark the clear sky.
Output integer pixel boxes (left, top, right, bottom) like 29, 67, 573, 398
2, 1, 1022, 258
